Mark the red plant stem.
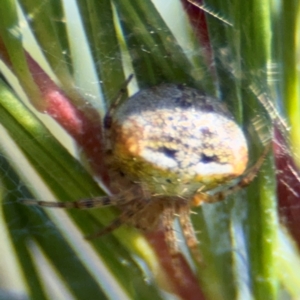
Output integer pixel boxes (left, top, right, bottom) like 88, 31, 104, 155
26, 54, 110, 186
0, 38, 10, 66
0, 37, 109, 185
181, 0, 214, 69
274, 127, 300, 249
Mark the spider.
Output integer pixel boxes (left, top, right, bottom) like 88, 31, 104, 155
24, 79, 270, 266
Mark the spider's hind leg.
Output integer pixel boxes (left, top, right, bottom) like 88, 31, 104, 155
86, 198, 149, 239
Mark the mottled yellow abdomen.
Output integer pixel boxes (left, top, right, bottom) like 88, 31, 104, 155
110, 84, 248, 197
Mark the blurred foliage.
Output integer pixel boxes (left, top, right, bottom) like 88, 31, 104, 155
0, 0, 300, 299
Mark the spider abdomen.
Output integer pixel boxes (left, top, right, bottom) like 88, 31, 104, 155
110, 84, 248, 197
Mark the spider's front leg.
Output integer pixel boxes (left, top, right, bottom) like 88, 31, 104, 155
160, 203, 202, 280
160, 204, 187, 278
21, 190, 154, 239
178, 205, 202, 263
20, 193, 129, 209
161, 205, 179, 257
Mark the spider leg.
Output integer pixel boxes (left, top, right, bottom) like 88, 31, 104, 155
162, 204, 192, 280
85, 199, 149, 239
178, 205, 202, 263
193, 142, 271, 205
104, 74, 133, 130
21, 194, 130, 209
161, 205, 178, 256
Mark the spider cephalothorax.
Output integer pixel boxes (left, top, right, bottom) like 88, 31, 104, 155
25, 83, 269, 262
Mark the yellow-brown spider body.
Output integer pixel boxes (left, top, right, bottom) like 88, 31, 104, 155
25, 83, 269, 262
108, 84, 248, 199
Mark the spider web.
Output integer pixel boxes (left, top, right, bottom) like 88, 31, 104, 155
1, 1, 300, 300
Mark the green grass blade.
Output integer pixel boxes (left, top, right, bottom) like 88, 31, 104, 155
279, 0, 300, 165
113, 0, 213, 90
0, 0, 43, 109
1, 0, 300, 299
20, 0, 74, 83
75, 0, 127, 102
